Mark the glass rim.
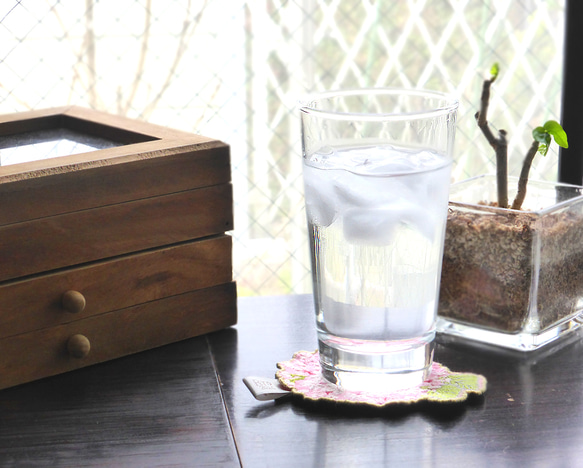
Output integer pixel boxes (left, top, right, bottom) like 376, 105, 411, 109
298, 87, 459, 122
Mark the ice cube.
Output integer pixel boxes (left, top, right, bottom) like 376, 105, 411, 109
304, 145, 449, 236
343, 206, 401, 245
333, 171, 380, 207
343, 200, 435, 245
303, 164, 338, 226
401, 204, 437, 241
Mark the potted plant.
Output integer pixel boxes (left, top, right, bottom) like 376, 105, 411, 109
437, 64, 583, 351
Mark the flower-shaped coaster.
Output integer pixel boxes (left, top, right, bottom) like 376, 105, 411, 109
276, 350, 487, 407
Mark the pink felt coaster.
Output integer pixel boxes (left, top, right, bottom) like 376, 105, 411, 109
276, 350, 487, 407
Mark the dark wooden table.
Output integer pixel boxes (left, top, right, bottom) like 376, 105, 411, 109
1, 294, 583, 467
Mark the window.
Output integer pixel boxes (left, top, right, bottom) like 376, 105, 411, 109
0, 0, 566, 295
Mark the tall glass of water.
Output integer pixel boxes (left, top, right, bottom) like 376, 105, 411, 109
299, 88, 458, 392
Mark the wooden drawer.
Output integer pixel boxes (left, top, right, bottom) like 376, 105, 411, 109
0, 184, 233, 282
0, 236, 233, 339
0, 282, 237, 391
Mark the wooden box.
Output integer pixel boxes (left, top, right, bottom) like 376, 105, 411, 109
0, 106, 237, 390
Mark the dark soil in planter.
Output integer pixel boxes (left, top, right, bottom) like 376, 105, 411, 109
439, 206, 583, 333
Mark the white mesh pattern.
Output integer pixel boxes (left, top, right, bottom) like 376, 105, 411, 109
0, 0, 565, 295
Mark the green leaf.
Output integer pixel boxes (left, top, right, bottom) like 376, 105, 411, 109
532, 126, 551, 145
490, 62, 499, 80
543, 120, 569, 149
532, 127, 552, 156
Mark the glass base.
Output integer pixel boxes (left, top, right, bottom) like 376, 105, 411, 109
318, 333, 434, 392
436, 311, 583, 352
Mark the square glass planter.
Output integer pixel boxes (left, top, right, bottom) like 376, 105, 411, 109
437, 175, 583, 351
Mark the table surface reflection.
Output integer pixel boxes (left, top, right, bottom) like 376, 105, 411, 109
0, 294, 582, 467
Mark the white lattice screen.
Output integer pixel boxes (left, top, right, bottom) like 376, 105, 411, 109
0, 0, 565, 296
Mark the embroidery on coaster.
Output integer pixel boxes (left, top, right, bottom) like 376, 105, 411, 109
276, 350, 487, 407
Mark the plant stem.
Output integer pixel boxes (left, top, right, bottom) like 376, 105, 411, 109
511, 141, 539, 210
475, 76, 508, 208
494, 130, 508, 209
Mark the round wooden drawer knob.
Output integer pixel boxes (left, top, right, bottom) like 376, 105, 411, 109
62, 290, 86, 314
67, 334, 91, 359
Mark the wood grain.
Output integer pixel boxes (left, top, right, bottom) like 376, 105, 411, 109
0, 281, 237, 390
0, 106, 223, 179
1, 295, 583, 465
0, 336, 240, 467
0, 106, 231, 226
0, 184, 233, 282
0, 107, 237, 403
0, 142, 231, 225
0, 235, 232, 338
209, 294, 583, 467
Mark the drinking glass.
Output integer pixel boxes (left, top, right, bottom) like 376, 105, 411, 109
299, 88, 458, 392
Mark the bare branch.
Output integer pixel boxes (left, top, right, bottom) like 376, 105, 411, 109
511, 141, 540, 210
475, 75, 508, 208
477, 75, 494, 128
494, 129, 508, 209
